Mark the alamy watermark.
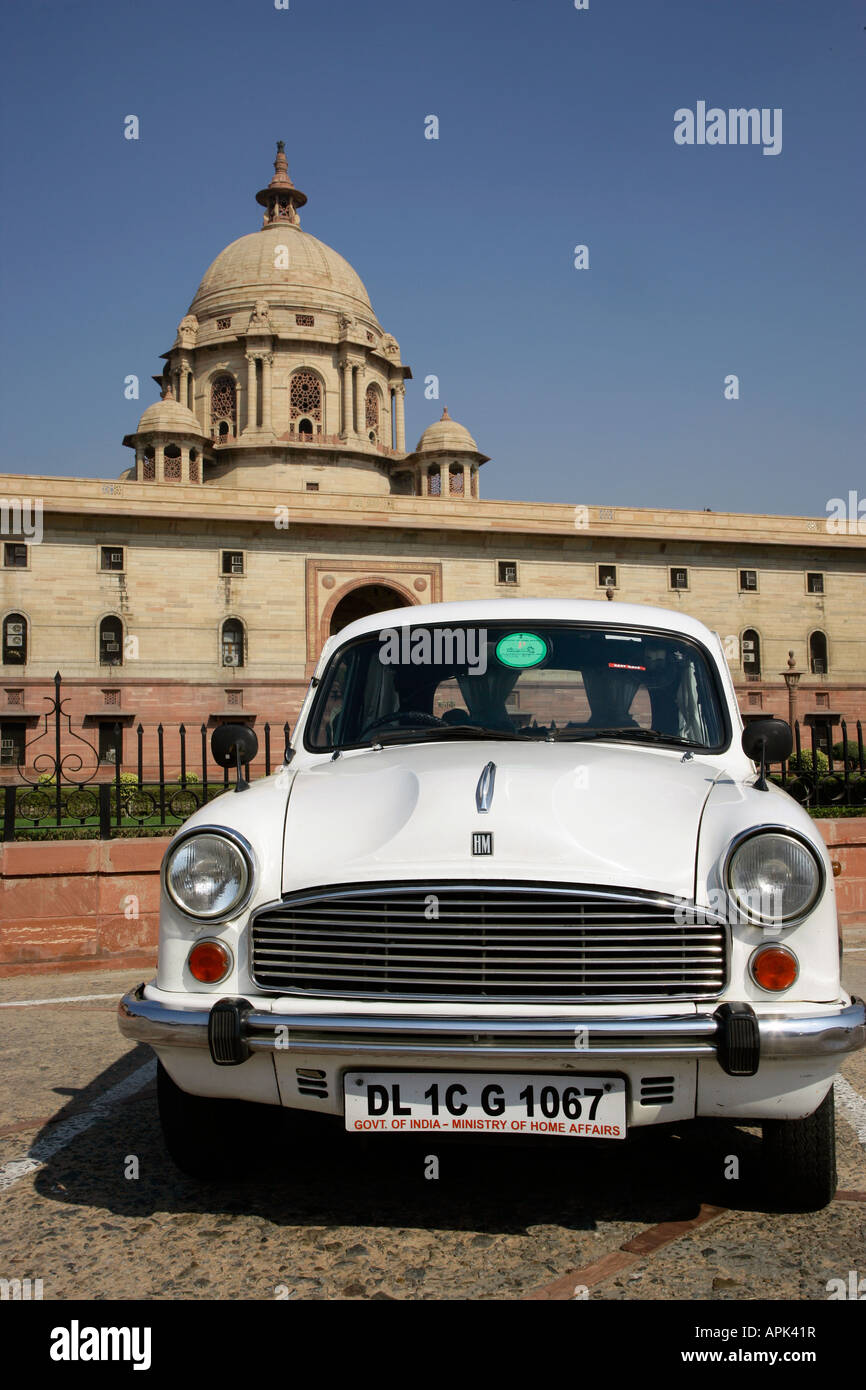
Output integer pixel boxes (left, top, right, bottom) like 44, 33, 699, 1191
674, 103, 782, 157
378, 627, 488, 676
1, 497, 43, 545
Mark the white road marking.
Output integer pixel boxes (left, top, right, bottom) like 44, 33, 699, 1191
0, 1059, 156, 1193
0, 993, 121, 1008
834, 1076, 866, 1148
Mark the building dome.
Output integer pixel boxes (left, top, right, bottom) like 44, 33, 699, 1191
188, 223, 375, 322
135, 393, 207, 436
415, 407, 481, 455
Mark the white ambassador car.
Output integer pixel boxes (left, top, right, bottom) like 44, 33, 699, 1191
119, 599, 864, 1208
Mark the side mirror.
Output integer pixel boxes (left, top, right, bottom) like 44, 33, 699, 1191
211, 723, 259, 793
741, 718, 792, 791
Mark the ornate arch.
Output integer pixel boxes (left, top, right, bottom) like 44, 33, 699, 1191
289, 367, 324, 434
319, 577, 419, 652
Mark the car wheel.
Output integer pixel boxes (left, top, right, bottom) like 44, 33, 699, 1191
761, 1086, 837, 1212
156, 1059, 274, 1179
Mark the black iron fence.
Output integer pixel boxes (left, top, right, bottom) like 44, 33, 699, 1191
1, 675, 864, 842
1, 673, 291, 842
767, 718, 866, 808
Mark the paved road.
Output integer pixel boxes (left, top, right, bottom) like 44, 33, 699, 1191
1, 938, 864, 1302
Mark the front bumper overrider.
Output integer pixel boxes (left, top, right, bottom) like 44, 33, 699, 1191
118, 986, 866, 1078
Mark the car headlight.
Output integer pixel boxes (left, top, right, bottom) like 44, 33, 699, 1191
164, 829, 253, 919
725, 828, 823, 926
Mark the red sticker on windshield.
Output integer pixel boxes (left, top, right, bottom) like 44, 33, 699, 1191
608, 662, 646, 671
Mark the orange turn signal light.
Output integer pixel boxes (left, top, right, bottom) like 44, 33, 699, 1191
188, 939, 232, 984
750, 944, 798, 992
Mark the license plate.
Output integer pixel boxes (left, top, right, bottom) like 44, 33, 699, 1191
343, 1072, 626, 1138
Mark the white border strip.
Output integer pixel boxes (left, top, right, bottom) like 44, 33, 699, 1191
835, 1075, 866, 1149
0, 994, 121, 1008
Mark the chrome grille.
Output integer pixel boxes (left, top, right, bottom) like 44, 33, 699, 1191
250, 882, 727, 1002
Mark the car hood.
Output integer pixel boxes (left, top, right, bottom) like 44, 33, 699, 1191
282, 741, 722, 898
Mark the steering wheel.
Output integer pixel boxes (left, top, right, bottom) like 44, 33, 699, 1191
361, 710, 447, 736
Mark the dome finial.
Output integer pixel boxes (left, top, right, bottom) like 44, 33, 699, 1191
255, 140, 307, 229
441, 405, 451, 420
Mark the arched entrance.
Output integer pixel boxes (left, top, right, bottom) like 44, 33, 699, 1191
328, 583, 413, 636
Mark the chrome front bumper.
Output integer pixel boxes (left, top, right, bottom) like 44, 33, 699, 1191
118, 986, 866, 1071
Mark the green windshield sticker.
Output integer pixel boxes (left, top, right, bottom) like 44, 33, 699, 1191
495, 632, 548, 669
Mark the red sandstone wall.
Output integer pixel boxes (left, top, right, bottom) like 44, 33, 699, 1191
1, 821, 864, 975
0, 837, 170, 975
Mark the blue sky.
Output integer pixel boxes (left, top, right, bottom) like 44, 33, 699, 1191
0, 0, 862, 514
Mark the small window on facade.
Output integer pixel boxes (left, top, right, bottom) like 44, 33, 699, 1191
498, 561, 518, 585
806, 572, 824, 594
739, 569, 758, 592
3, 543, 27, 567
306, 482, 319, 492
2, 614, 27, 665
670, 567, 688, 590
216, 317, 231, 330
809, 631, 828, 675
101, 547, 124, 572
222, 619, 245, 668
221, 551, 244, 576
598, 565, 617, 588
742, 629, 761, 678
295, 314, 315, 327
0, 723, 25, 766
98, 723, 122, 765
99, 616, 123, 666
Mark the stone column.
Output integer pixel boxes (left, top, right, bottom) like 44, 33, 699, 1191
156, 444, 165, 483
245, 353, 257, 433
341, 358, 353, 436
394, 381, 406, 452
181, 445, 190, 484
261, 353, 273, 434
352, 365, 361, 434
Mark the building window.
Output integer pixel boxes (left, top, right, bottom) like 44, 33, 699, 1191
449, 463, 464, 495
290, 370, 322, 423
3, 543, 27, 567
306, 482, 319, 492
295, 314, 315, 327
222, 619, 245, 668
497, 561, 518, 585
2, 614, 27, 665
739, 569, 758, 592
211, 376, 237, 438
163, 444, 182, 480
98, 723, 122, 764
670, 567, 689, 590
142, 450, 155, 481
216, 317, 231, 330
365, 384, 380, 439
0, 723, 25, 766
221, 551, 244, 576
102, 689, 120, 706
99, 617, 123, 666
741, 628, 761, 678
598, 565, 617, 589
809, 631, 828, 675
226, 689, 243, 708
100, 546, 124, 572
815, 692, 829, 708
806, 572, 824, 594
427, 465, 441, 497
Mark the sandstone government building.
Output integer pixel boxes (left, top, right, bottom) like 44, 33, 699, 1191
1, 144, 864, 772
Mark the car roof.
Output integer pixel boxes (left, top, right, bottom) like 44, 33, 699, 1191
321, 597, 722, 658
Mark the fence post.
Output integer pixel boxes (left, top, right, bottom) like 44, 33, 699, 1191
98, 783, 112, 839
3, 785, 16, 842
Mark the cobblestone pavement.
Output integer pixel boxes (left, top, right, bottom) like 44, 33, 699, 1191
1, 938, 864, 1303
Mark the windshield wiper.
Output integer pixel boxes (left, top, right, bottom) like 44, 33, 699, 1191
367, 724, 541, 746
550, 727, 705, 748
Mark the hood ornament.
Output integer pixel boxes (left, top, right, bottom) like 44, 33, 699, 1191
475, 761, 496, 814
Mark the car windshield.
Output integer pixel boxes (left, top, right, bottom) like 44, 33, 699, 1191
305, 621, 728, 752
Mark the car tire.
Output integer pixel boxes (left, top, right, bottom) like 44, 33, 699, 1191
761, 1086, 837, 1212
156, 1059, 274, 1179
